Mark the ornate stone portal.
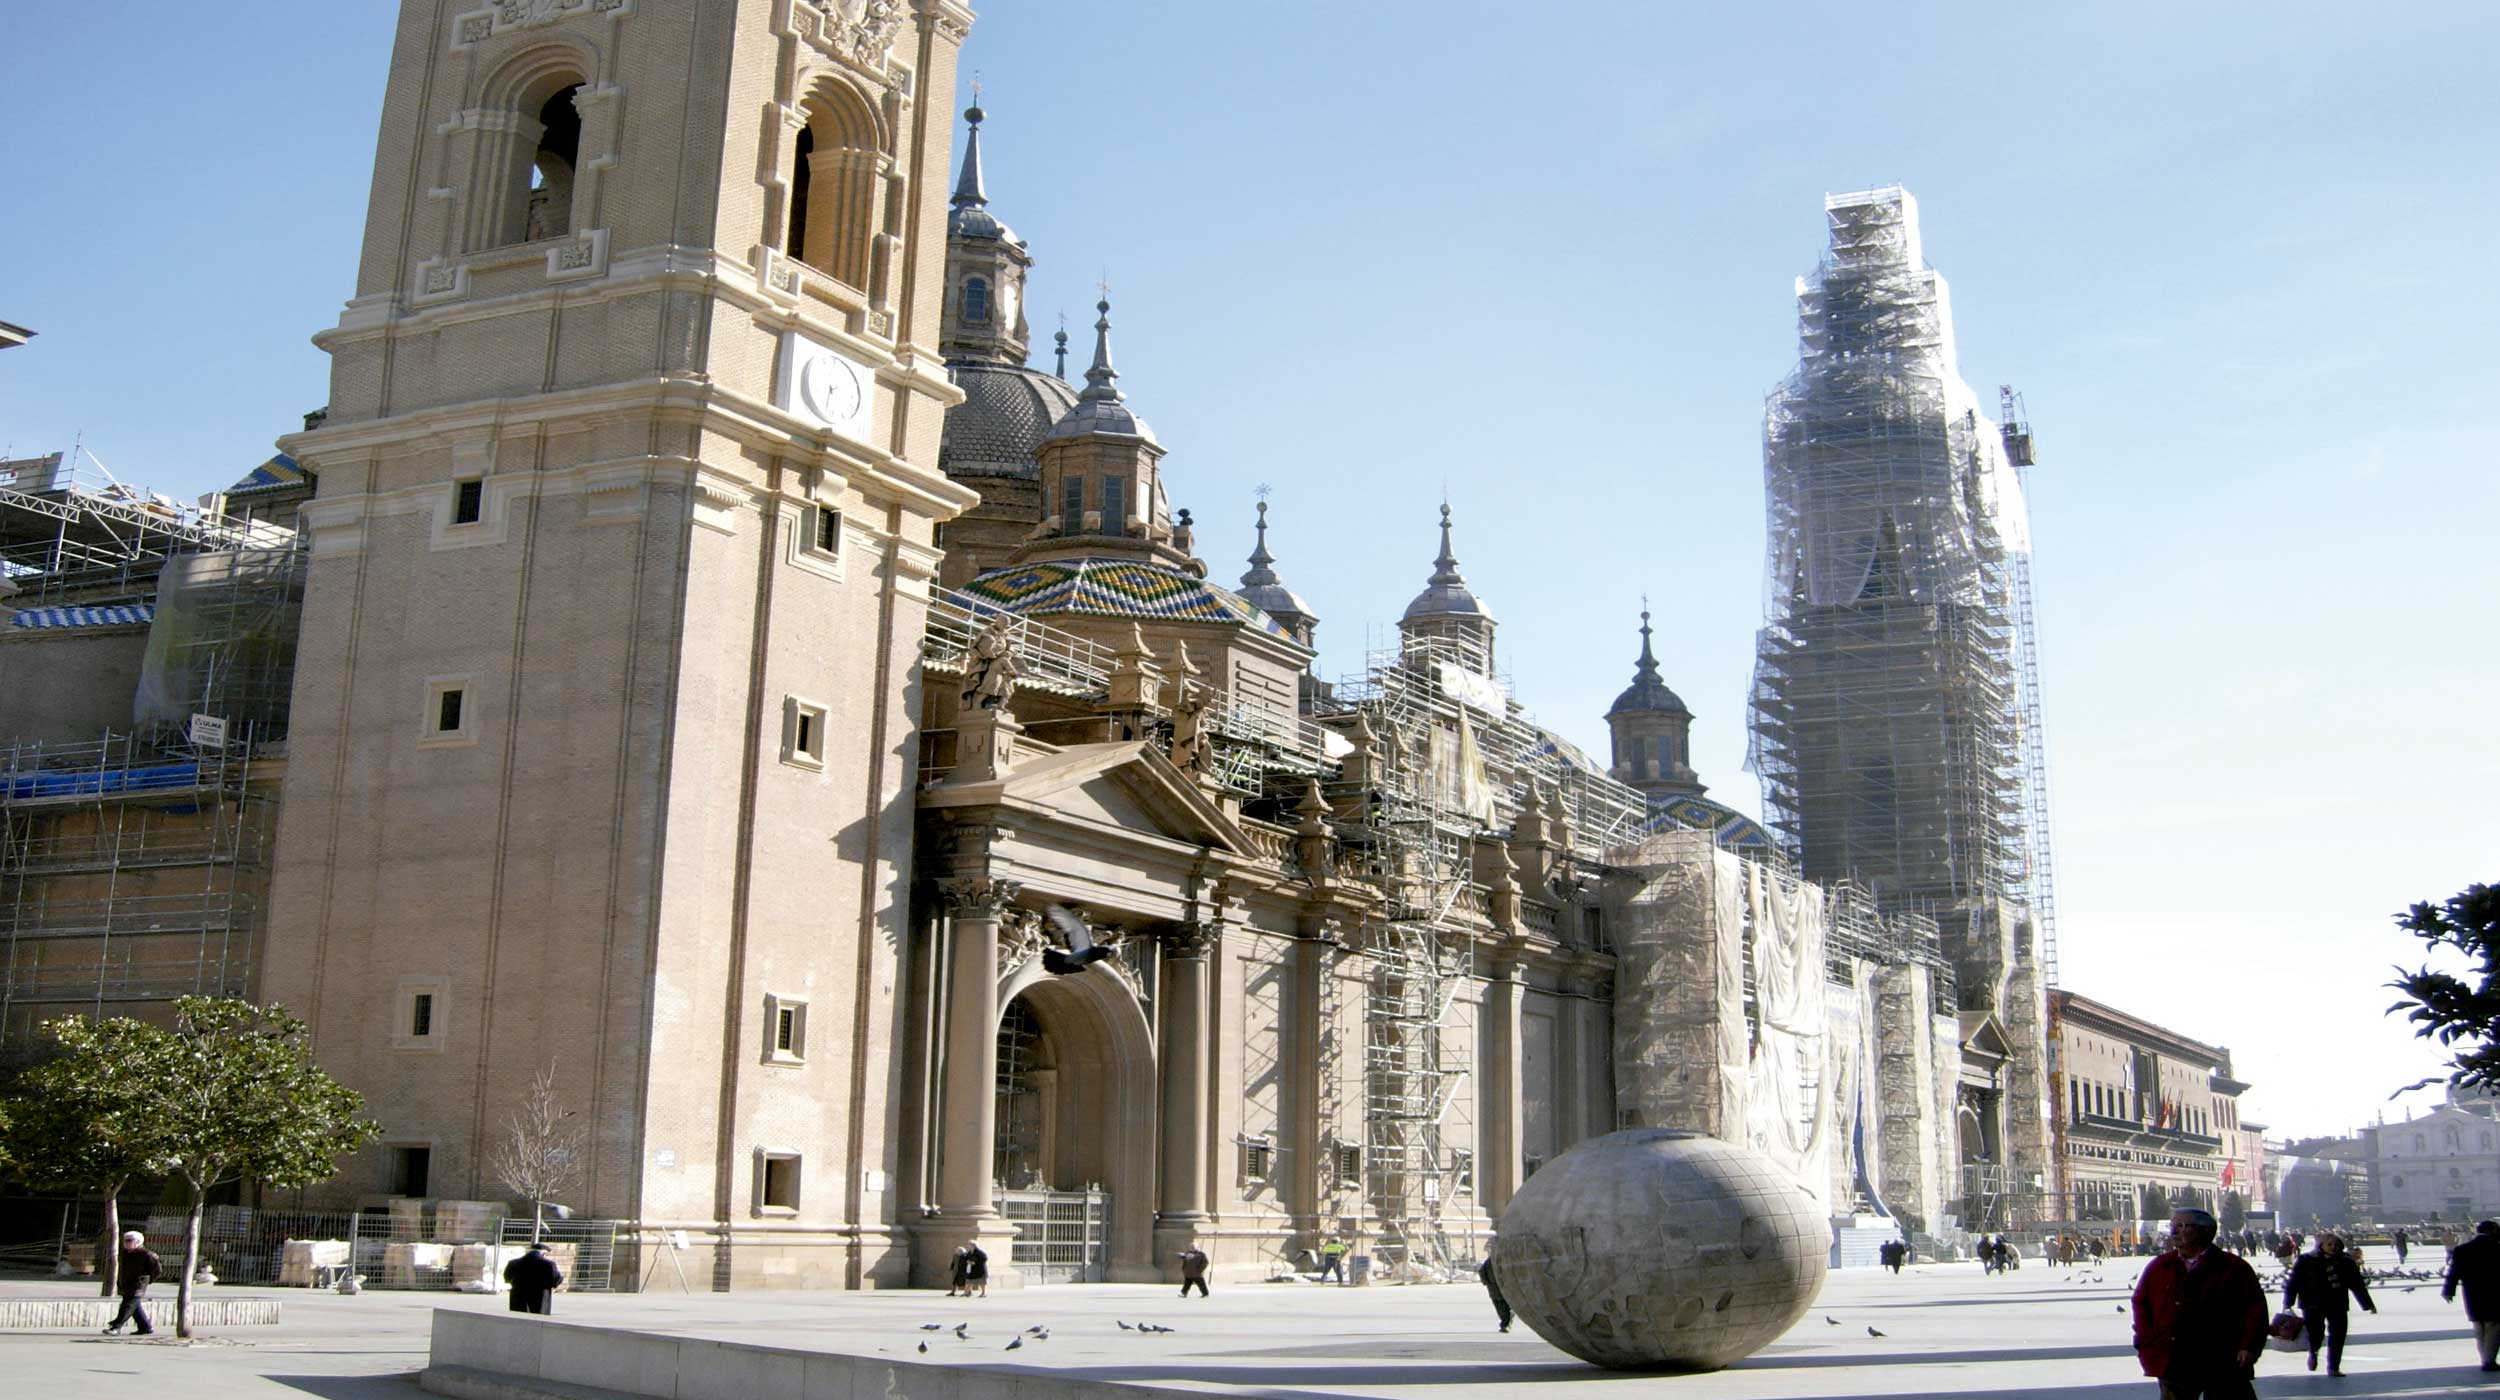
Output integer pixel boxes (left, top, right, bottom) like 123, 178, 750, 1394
1492, 1129, 1827, 1371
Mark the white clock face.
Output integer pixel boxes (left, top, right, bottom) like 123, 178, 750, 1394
779, 333, 874, 443
798, 351, 865, 426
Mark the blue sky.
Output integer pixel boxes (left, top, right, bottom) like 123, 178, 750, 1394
4, 2, 2494, 1143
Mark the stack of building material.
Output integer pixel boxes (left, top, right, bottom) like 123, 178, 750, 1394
380, 1241, 454, 1287
277, 1239, 351, 1286
432, 1200, 502, 1241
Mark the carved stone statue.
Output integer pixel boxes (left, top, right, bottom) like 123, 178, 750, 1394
961, 615, 1023, 712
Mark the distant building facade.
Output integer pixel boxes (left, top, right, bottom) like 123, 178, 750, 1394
2376, 1090, 2500, 1223
2049, 990, 2250, 1230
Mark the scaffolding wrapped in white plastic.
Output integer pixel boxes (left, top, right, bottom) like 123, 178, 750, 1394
1748, 189, 2053, 958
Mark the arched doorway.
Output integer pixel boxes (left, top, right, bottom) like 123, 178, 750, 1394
992, 961, 1158, 1282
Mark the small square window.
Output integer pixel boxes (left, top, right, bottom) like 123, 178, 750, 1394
437, 688, 465, 735
783, 697, 828, 769
1334, 1144, 1362, 1185
764, 994, 807, 1064
421, 676, 476, 746
453, 479, 484, 525
392, 978, 448, 1050
1241, 1138, 1273, 1184
811, 505, 841, 556
758, 1152, 802, 1214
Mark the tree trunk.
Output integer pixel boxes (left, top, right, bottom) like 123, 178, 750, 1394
97, 1188, 122, 1298
177, 1182, 203, 1340
532, 1201, 544, 1246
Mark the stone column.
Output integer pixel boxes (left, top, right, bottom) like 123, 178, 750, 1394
918, 876, 1024, 1287
1154, 921, 1216, 1266
1482, 951, 1525, 1216
1284, 925, 1329, 1244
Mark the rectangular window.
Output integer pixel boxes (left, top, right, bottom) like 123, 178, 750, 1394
764, 994, 807, 1064
811, 505, 841, 556
436, 688, 465, 735
783, 697, 827, 769
390, 1145, 432, 1198
392, 978, 449, 1049
1335, 1144, 1362, 1185
1241, 1138, 1273, 1184
1101, 476, 1125, 533
453, 478, 484, 525
1452, 1148, 1475, 1192
1061, 476, 1084, 534
759, 1153, 801, 1213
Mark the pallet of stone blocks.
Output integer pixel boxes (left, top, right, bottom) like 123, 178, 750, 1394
432, 1200, 502, 1240
449, 1243, 572, 1292
383, 1241, 457, 1288
278, 1239, 352, 1286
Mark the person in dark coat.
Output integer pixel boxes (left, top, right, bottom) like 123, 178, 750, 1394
961, 1241, 989, 1298
1177, 1246, 1209, 1298
102, 1231, 160, 1336
1479, 1244, 1511, 1332
947, 1244, 972, 1297
2285, 1232, 2375, 1376
502, 1243, 565, 1315
2132, 1207, 2267, 1400
2444, 1219, 2500, 1371
2393, 1228, 2411, 1266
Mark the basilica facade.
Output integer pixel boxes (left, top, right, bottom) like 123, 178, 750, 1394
0, 0, 2038, 1291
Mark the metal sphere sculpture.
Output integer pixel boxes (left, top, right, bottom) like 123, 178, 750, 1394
1491, 1128, 1828, 1370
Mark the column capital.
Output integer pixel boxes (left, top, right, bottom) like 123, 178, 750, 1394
1159, 920, 1218, 960
938, 876, 1021, 915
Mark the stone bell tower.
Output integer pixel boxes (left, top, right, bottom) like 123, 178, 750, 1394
261, 0, 978, 1290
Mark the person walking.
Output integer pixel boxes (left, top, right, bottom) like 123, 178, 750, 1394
1316, 1235, 1349, 1285
1177, 1246, 1209, 1298
2131, 1207, 2267, 1400
2394, 1228, 2411, 1267
101, 1231, 160, 1336
1479, 1245, 1512, 1332
2443, 1219, 2500, 1372
2285, 1232, 2375, 1376
962, 1241, 990, 1298
502, 1242, 565, 1315
1880, 1239, 1906, 1274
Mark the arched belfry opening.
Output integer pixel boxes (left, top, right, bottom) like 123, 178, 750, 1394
525, 84, 582, 241
987, 961, 1158, 1283
787, 81, 882, 289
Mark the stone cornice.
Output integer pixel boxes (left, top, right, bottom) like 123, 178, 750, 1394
280, 376, 977, 521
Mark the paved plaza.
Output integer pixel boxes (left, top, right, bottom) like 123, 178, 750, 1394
4, 1259, 2497, 1399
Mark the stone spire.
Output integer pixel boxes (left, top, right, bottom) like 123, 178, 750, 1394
941, 103, 1032, 364
1236, 500, 1318, 648
1398, 503, 1497, 676
1608, 602, 1703, 797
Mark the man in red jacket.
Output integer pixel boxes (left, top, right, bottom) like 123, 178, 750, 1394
2132, 1207, 2268, 1399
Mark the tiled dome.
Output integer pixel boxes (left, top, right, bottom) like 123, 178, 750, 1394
962, 558, 1290, 638
939, 363, 1079, 480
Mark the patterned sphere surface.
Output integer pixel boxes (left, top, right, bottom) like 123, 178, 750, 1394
1493, 1129, 1827, 1370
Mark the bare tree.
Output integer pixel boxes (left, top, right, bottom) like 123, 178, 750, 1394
489, 1063, 584, 1244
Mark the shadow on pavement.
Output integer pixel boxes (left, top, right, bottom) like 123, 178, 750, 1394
265, 1374, 426, 1398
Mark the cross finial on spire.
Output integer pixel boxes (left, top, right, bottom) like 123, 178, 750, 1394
952, 95, 988, 208
1053, 312, 1069, 380
1243, 499, 1278, 582
1429, 502, 1463, 585
1080, 293, 1118, 396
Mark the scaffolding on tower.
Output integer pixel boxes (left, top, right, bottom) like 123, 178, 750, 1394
1746, 189, 2037, 923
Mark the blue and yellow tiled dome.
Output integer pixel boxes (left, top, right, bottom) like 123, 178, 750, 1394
1638, 793, 1776, 854
961, 558, 1291, 638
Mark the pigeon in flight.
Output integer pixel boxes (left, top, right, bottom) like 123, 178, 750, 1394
1042, 906, 1118, 975
920, 1324, 943, 1331
955, 1323, 970, 1339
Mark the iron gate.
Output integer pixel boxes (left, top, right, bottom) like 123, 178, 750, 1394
995, 1188, 1108, 1284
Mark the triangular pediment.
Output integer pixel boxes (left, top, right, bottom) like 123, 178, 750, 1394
931, 740, 1254, 857
1958, 1010, 2013, 1062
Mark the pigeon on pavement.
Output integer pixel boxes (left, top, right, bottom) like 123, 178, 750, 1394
1825, 1315, 1840, 1325
917, 1342, 928, 1354
1005, 1337, 1023, 1351
1867, 1327, 1887, 1338
920, 1323, 943, 1331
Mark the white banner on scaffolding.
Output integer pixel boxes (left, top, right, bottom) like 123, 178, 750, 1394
1431, 661, 1506, 718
